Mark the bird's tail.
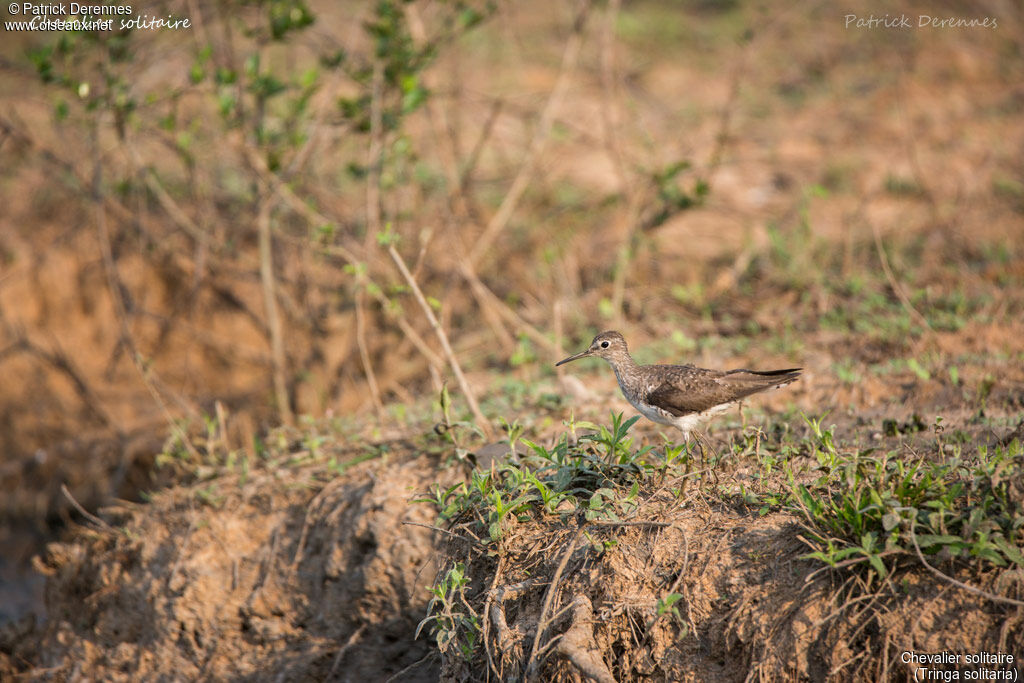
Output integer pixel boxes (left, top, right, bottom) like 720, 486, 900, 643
725, 367, 802, 390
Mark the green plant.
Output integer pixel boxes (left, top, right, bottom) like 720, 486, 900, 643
803, 412, 840, 479
419, 414, 677, 546
578, 412, 654, 465
499, 417, 525, 459
415, 411, 698, 664
790, 428, 1024, 580
435, 386, 486, 464
524, 470, 575, 514
585, 481, 639, 521
417, 562, 480, 661
662, 440, 691, 468
654, 592, 690, 639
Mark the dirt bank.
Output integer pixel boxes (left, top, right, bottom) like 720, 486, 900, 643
4, 409, 1020, 682
5, 447, 452, 681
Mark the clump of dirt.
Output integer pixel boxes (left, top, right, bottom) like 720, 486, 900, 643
433, 477, 1023, 682
3, 447, 457, 681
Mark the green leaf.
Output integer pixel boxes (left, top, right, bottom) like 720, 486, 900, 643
376, 223, 399, 246
300, 67, 319, 89
992, 537, 1024, 566
439, 385, 451, 418
620, 415, 642, 434
657, 594, 682, 614
215, 67, 237, 85
914, 534, 961, 548
907, 358, 930, 381
867, 554, 887, 578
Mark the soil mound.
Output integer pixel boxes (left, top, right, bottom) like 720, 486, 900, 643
8, 449, 452, 681
433, 484, 1021, 682
3, 424, 1022, 681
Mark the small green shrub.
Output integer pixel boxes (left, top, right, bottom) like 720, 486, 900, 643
791, 426, 1024, 580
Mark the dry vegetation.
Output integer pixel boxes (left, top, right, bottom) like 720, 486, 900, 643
1, 0, 1023, 680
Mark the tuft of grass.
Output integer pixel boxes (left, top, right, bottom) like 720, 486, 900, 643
415, 412, 701, 658
833, 359, 860, 385
790, 421, 1024, 581
417, 412, 664, 542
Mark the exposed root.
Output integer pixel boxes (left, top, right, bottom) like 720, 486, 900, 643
553, 595, 616, 683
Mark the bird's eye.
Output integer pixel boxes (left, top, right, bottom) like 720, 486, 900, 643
600, 341, 610, 348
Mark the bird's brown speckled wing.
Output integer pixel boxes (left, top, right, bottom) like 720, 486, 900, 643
645, 365, 801, 416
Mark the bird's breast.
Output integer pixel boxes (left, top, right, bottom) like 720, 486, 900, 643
626, 394, 677, 426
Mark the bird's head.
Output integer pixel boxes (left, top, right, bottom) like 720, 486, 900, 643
555, 330, 629, 366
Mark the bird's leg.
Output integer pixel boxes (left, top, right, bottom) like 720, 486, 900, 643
690, 429, 707, 465
695, 429, 719, 460
692, 429, 720, 486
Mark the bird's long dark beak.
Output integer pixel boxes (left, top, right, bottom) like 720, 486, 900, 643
555, 349, 591, 367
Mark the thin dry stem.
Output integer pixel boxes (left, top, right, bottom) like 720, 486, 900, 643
403, 4, 474, 221
482, 554, 508, 680
600, 0, 643, 326
468, 0, 593, 267
93, 128, 201, 458
243, 145, 447, 378
458, 260, 558, 354
870, 215, 932, 333
355, 288, 386, 421
329, 625, 367, 679
257, 198, 294, 426
0, 334, 117, 431
60, 484, 114, 532
365, 58, 385, 249
910, 524, 1024, 607
387, 244, 493, 440
526, 527, 583, 680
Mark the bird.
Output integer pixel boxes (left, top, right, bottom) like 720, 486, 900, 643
555, 330, 800, 442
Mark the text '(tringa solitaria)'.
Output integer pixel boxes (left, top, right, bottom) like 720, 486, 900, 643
556, 331, 800, 441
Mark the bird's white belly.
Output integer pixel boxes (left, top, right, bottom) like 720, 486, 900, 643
624, 395, 731, 440
626, 396, 676, 426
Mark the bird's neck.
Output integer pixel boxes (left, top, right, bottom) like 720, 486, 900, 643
606, 353, 641, 391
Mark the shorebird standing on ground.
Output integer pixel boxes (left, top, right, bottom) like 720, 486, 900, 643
556, 331, 800, 442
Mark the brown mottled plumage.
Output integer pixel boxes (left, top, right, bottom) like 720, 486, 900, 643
556, 331, 801, 440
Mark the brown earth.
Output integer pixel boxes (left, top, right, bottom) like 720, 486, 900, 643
1, 0, 1023, 680
6, 448, 453, 681
438, 507, 1019, 682
3, 406, 1021, 681
1, 0, 1022, 526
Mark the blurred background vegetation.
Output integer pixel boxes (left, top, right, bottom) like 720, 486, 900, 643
0, 0, 1022, 618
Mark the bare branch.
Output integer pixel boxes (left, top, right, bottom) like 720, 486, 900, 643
387, 244, 493, 440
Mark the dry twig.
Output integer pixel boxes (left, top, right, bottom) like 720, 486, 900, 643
387, 244, 493, 440
257, 197, 294, 426
92, 126, 202, 458
870, 215, 932, 334
525, 527, 583, 679
60, 484, 114, 532
468, 0, 593, 267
